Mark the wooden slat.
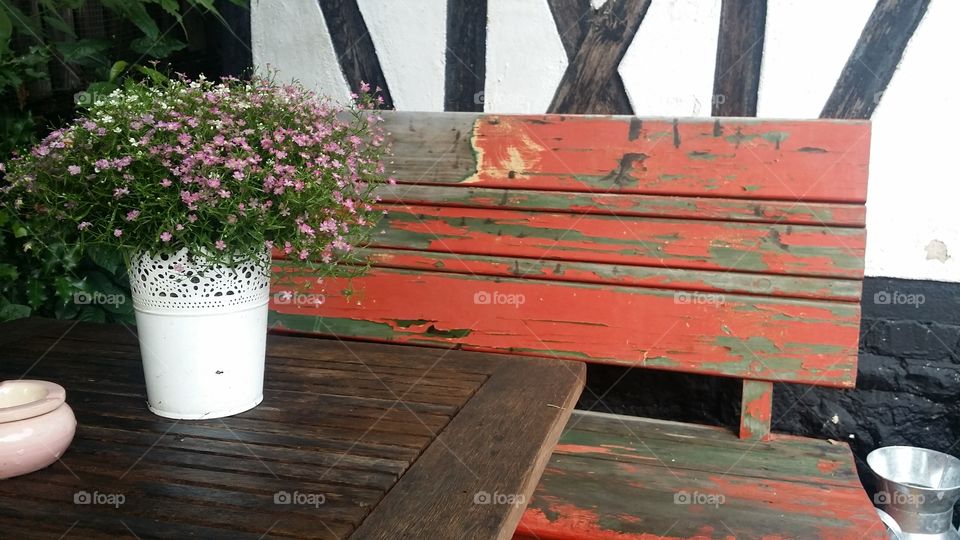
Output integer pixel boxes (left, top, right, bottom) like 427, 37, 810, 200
269, 268, 860, 387
368, 204, 866, 279
345, 249, 863, 302
515, 411, 887, 540
376, 183, 867, 226
739, 379, 773, 440
352, 354, 584, 539
380, 112, 871, 203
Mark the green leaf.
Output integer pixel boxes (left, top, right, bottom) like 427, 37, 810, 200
100, 0, 159, 40
0, 9, 12, 53
42, 14, 75, 36
130, 35, 186, 58
0, 263, 18, 282
108, 60, 128, 82
0, 303, 31, 322
135, 65, 167, 85
56, 38, 111, 65
12, 224, 28, 238
26, 278, 47, 309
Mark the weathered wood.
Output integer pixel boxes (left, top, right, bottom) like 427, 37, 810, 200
353, 355, 584, 539
343, 249, 864, 302
444, 0, 487, 112
270, 267, 861, 387
739, 379, 773, 440
374, 183, 868, 227
548, 0, 649, 114
0, 319, 585, 540
379, 112, 872, 203
822, 0, 931, 119
317, 0, 394, 108
515, 411, 886, 540
367, 204, 866, 278
713, 0, 767, 116
546, 0, 591, 60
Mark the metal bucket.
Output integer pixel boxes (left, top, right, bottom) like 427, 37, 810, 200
868, 446, 960, 540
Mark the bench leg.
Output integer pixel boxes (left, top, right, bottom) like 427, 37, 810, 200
739, 380, 773, 441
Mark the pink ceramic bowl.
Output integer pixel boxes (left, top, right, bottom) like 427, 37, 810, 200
0, 380, 77, 479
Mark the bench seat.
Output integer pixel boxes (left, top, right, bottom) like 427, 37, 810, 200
515, 411, 887, 540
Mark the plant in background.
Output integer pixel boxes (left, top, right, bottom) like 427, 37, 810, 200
0, 1, 249, 323
3, 74, 392, 272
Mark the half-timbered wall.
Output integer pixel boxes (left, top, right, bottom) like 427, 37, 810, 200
251, 0, 957, 283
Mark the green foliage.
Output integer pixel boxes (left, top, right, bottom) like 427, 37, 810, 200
0, 0, 249, 323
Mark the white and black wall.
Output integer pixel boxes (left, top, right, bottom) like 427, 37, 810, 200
247, 0, 960, 483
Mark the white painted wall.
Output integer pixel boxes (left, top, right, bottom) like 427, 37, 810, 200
757, 0, 874, 118
620, 0, 721, 117
862, 0, 960, 282
252, 0, 959, 283
484, 0, 567, 113
250, 0, 350, 102
357, 0, 446, 111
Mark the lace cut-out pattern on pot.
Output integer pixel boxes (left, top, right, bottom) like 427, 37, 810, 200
129, 249, 271, 314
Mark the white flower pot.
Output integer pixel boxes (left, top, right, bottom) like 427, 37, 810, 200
129, 248, 271, 419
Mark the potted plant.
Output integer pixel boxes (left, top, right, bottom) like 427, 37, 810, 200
1, 75, 392, 419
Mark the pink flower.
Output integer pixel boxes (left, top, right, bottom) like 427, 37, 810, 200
188, 214, 198, 223
113, 187, 129, 198
175, 223, 184, 231
298, 249, 310, 260
113, 229, 123, 237
95, 159, 110, 171
77, 221, 91, 230
68, 165, 81, 175
215, 240, 226, 251
264, 240, 274, 250
125, 210, 140, 221
160, 178, 172, 188
160, 231, 172, 242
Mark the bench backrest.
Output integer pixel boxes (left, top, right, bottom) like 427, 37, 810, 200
269, 111, 871, 440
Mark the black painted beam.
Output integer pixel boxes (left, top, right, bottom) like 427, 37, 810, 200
821, 0, 930, 119
444, 0, 487, 112
548, 0, 651, 115
712, 0, 766, 117
547, 0, 592, 60
318, 0, 394, 108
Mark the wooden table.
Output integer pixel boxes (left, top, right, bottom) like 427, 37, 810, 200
0, 319, 584, 539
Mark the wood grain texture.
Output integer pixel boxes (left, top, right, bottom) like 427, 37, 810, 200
514, 411, 887, 540
380, 112, 872, 203
547, 0, 651, 114
739, 379, 773, 440
317, 0, 394, 108
270, 267, 862, 387
713, 0, 767, 116
0, 319, 585, 540
822, 0, 931, 119
444, 0, 487, 112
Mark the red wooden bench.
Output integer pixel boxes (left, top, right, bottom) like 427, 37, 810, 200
269, 112, 886, 539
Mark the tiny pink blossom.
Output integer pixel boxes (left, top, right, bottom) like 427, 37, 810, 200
125, 210, 140, 221
215, 239, 226, 251
113, 229, 123, 237
68, 165, 81, 175
175, 223, 184, 231
160, 231, 172, 242
298, 249, 310, 260
188, 214, 198, 223
77, 221, 91, 230
160, 178, 172, 188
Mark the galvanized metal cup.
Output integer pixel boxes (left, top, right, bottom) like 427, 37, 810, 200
868, 446, 960, 538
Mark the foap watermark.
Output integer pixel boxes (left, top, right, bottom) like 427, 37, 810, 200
74, 490, 125, 508
874, 490, 925, 507
473, 491, 526, 506
273, 291, 325, 306
873, 290, 925, 308
474, 290, 525, 308
674, 291, 725, 306
473, 91, 485, 105
674, 490, 725, 508
73, 91, 108, 107
74, 291, 126, 307
274, 490, 326, 508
